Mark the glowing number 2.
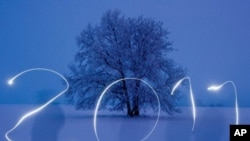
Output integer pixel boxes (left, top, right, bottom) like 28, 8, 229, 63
5, 68, 69, 141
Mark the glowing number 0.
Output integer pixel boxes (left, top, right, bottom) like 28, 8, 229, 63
93, 78, 161, 141
5, 68, 69, 141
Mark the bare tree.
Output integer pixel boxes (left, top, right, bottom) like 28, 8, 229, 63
66, 10, 186, 117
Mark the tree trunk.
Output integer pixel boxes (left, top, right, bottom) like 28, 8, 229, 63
131, 80, 140, 116
120, 74, 133, 117
123, 80, 132, 117
132, 104, 140, 116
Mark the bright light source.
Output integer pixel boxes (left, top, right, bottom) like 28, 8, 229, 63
7, 79, 14, 85
207, 85, 222, 91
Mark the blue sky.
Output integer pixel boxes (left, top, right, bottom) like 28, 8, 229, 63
0, 0, 250, 106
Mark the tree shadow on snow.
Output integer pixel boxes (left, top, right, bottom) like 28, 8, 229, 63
118, 116, 156, 141
31, 104, 65, 141
164, 107, 230, 141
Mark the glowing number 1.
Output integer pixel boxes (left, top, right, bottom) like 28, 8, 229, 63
5, 68, 69, 141
207, 80, 239, 125
171, 77, 197, 131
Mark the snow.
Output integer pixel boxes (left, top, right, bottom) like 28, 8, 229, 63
1, 104, 250, 141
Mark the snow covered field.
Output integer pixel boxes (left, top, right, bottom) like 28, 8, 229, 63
1, 105, 250, 141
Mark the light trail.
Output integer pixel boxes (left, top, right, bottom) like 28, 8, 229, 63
171, 77, 196, 131
5, 68, 69, 141
93, 78, 161, 141
207, 80, 239, 125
